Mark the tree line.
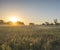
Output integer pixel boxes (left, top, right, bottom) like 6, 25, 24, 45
0, 20, 24, 25
0, 19, 60, 26
42, 19, 60, 26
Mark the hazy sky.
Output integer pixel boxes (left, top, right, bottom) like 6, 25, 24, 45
0, 0, 60, 25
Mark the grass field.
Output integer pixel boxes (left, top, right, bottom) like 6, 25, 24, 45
0, 26, 60, 50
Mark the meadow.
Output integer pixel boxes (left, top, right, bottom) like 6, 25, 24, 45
0, 25, 60, 50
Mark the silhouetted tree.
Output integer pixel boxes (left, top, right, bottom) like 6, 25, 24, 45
54, 19, 60, 25
29, 23, 35, 26
54, 19, 58, 25
42, 23, 45, 25
50, 23, 54, 25
7, 21, 13, 25
0, 20, 4, 24
45, 22, 49, 25
17, 21, 25, 25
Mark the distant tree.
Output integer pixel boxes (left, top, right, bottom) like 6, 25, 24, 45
7, 21, 13, 25
17, 21, 25, 25
50, 23, 54, 25
42, 23, 45, 25
45, 22, 49, 25
29, 23, 35, 26
54, 19, 60, 25
0, 20, 4, 24
54, 19, 58, 25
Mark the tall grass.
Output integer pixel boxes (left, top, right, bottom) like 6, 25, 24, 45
0, 26, 60, 50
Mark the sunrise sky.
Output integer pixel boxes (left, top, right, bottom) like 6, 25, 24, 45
0, 0, 60, 25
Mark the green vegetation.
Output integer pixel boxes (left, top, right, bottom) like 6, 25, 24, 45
0, 26, 60, 50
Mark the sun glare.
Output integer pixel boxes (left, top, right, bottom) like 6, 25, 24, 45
10, 17, 18, 22
8, 16, 22, 26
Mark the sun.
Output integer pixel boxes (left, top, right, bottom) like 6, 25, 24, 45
8, 16, 21, 26
10, 17, 18, 22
